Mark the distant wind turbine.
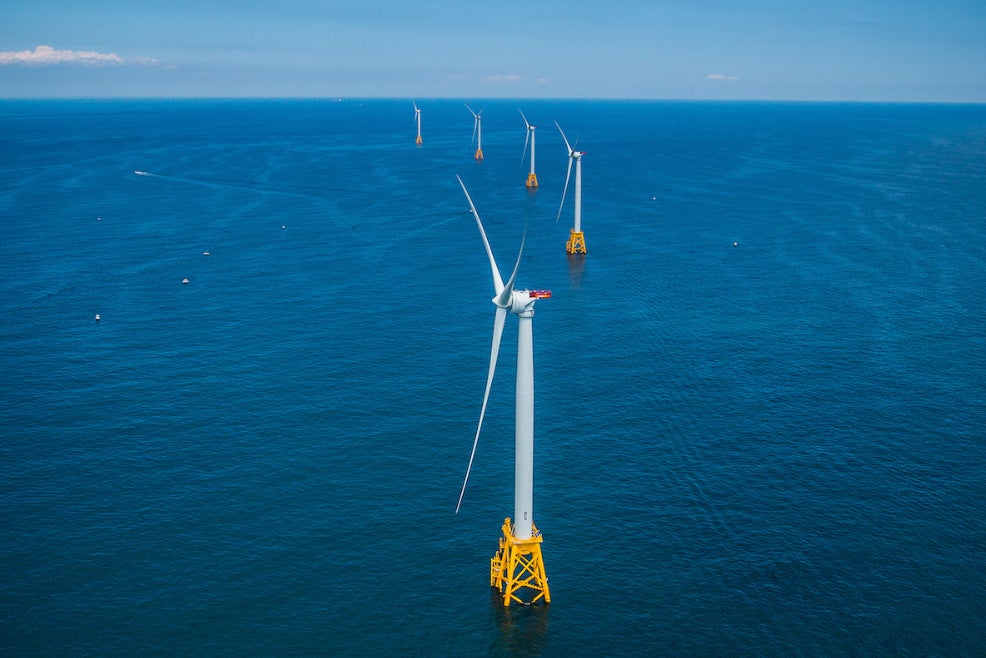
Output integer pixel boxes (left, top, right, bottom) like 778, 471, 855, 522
455, 175, 551, 607
519, 109, 538, 189
465, 104, 484, 160
413, 101, 422, 145
554, 121, 588, 254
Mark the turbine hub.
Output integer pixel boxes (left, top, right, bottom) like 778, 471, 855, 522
508, 289, 551, 315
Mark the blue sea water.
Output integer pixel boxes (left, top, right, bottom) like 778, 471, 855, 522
1, 98, 985, 656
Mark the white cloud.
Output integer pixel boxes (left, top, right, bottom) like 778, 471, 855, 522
706, 73, 739, 81
0, 45, 158, 66
481, 73, 523, 85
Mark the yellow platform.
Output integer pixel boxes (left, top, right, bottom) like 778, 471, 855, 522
490, 518, 550, 606
566, 230, 587, 254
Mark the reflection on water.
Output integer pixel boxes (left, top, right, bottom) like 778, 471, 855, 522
489, 590, 550, 657
567, 253, 586, 289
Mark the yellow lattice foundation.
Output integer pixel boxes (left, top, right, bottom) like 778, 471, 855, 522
475, 148, 484, 161
416, 135, 422, 145
490, 518, 550, 606
566, 230, 587, 254
526, 173, 538, 189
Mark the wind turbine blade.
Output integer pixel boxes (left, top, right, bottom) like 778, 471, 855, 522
555, 120, 573, 154
457, 175, 504, 294
556, 157, 573, 223
496, 228, 524, 308
521, 127, 530, 164
519, 109, 530, 129
456, 305, 507, 513
465, 104, 478, 147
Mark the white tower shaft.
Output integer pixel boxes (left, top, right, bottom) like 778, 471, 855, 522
514, 309, 535, 540
529, 130, 536, 176
574, 157, 582, 233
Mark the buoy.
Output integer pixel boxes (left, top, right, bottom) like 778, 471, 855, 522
182, 278, 190, 284
95, 314, 101, 321
281, 225, 286, 230
733, 242, 739, 247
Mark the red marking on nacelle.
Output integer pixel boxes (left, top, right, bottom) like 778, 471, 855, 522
529, 289, 552, 299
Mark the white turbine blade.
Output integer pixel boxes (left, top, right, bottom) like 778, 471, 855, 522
455, 305, 507, 513
457, 175, 504, 294
519, 108, 530, 129
465, 104, 478, 147
496, 229, 524, 308
555, 156, 573, 223
555, 120, 573, 155
521, 126, 531, 164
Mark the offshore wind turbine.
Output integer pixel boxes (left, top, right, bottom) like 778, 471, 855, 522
554, 121, 588, 255
455, 175, 551, 607
519, 109, 538, 189
413, 101, 423, 145
465, 104, 484, 160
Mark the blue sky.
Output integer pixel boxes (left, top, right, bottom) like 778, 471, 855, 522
2, 0, 984, 101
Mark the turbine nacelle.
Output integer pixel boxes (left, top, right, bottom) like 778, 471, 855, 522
494, 289, 552, 316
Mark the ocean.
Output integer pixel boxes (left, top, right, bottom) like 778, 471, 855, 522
1, 98, 984, 656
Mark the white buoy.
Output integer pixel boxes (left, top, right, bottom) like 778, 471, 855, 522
182, 278, 190, 284
281, 225, 286, 230
95, 314, 101, 321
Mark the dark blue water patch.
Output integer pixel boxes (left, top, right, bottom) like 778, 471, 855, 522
2, 99, 985, 656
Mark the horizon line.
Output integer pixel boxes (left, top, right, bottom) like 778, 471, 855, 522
1, 96, 984, 106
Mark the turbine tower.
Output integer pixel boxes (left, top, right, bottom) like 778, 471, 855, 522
466, 104, 484, 161
520, 109, 538, 189
413, 101, 423, 145
456, 175, 551, 607
555, 121, 588, 255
